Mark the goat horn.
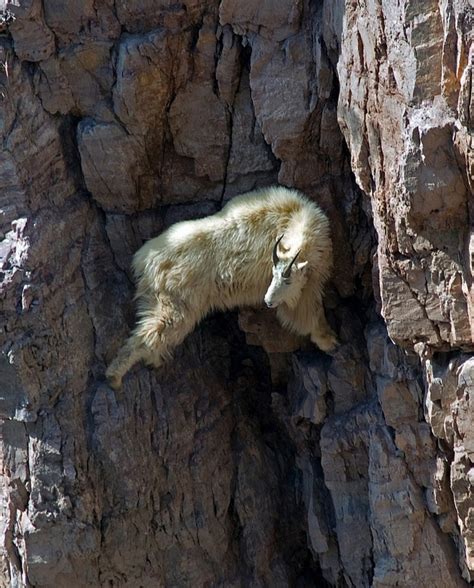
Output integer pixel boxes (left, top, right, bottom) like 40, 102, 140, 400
273, 234, 285, 266
283, 250, 301, 278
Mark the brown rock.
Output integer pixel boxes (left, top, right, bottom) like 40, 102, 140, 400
77, 119, 155, 213
9, 0, 55, 62
169, 83, 230, 182
219, 0, 301, 40
238, 308, 302, 353
0, 0, 473, 585
37, 42, 114, 116
338, 0, 474, 350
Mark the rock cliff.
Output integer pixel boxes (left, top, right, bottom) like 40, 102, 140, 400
0, 0, 472, 586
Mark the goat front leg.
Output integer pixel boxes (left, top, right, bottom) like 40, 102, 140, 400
310, 304, 338, 352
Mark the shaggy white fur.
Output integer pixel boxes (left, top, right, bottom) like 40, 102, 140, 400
106, 186, 337, 388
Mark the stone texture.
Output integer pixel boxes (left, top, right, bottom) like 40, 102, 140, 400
36, 41, 114, 116
337, 0, 474, 581
422, 353, 474, 579
0, 0, 472, 587
77, 119, 156, 213
337, 0, 473, 351
8, 0, 55, 62
169, 83, 230, 182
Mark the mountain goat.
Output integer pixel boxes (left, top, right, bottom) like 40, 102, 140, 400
106, 186, 337, 389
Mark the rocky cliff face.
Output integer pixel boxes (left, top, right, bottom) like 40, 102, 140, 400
0, 0, 472, 586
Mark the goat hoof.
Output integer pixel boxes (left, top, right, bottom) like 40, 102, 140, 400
312, 334, 339, 354
106, 370, 122, 390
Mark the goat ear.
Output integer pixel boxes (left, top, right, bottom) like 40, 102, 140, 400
296, 261, 309, 272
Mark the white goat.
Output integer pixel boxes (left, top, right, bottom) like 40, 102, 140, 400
106, 186, 337, 389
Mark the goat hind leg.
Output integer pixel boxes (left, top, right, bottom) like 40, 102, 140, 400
106, 334, 148, 390
106, 296, 194, 388
106, 315, 169, 389
135, 295, 192, 366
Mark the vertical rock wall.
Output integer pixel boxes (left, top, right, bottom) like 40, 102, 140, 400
0, 0, 472, 586
338, 0, 474, 582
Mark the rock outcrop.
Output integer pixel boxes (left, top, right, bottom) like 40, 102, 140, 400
0, 0, 472, 586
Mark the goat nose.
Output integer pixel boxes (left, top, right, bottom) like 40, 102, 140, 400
265, 299, 273, 308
